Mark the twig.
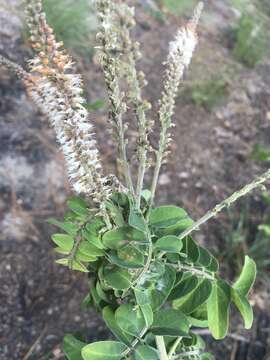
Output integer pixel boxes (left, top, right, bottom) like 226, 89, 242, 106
171, 263, 215, 281
22, 325, 47, 360
121, 326, 148, 358
178, 169, 270, 240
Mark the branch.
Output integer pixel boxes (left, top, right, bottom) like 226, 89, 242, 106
179, 168, 270, 240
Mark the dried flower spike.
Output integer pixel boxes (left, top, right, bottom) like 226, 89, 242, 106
114, 2, 153, 209
96, 0, 135, 196
24, 0, 111, 204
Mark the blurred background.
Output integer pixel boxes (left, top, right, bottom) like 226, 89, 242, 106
0, 0, 270, 359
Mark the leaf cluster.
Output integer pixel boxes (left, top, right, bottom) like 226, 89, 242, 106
49, 192, 256, 360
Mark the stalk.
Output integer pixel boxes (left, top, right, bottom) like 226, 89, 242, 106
156, 336, 169, 360
178, 168, 270, 240
168, 337, 182, 359
96, 0, 135, 196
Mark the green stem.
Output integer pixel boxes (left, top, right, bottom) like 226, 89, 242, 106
118, 118, 135, 196
121, 326, 148, 358
178, 168, 270, 241
172, 263, 215, 281
156, 336, 169, 360
149, 145, 165, 213
168, 337, 182, 359
171, 349, 200, 359
136, 149, 147, 210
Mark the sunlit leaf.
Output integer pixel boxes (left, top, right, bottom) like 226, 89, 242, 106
233, 256, 256, 296
102, 306, 133, 345
51, 233, 74, 252
103, 267, 133, 290
151, 309, 189, 336
115, 304, 146, 337
207, 279, 231, 339
81, 341, 127, 360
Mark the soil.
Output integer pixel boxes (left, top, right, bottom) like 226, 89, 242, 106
0, 0, 269, 359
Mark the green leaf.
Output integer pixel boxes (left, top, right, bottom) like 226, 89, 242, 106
188, 304, 208, 328
155, 235, 183, 253
134, 288, 153, 327
208, 256, 219, 273
82, 229, 104, 250
168, 274, 198, 301
149, 206, 188, 228
106, 201, 125, 227
79, 241, 104, 257
181, 236, 200, 263
200, 353, 215, 360
107, 252, 144, 269
81, 341, 127, 360
115, 304, 146, 337
51, 234, 74, 252
67, 196, 88, 217
197, 247, 211, 268
102, 306, 133, 345
149, 206, 193, 236
54, 246, 70, 255
151, 309, 189, 336
56, 258, 89, 272
90, 286, 103, 309
117, 244, 145, 267
197, 247, 219, 273
207, 279, 231, 339
102, 226, 147, 249
48, 218, 79, 236
134, 345, 159, 360
76, 250, 97, 262
141, 190, 151, 203
63, 334, 85, 360
231, 288, 253, 329
150, 264, 176, 311
173, 279, 212, 314
103, 267, 133, 290
233, 256, 256, 296
86, 217, 105, 235
129, 208, 146, 232
182, 333, 205, 349
96, 282, 109, 302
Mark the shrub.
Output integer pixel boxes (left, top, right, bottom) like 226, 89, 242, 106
232, 13, 269, 67
185, 74, 229, 111
160, 0, 197, 15
1, 0, 268, 359
23, 0, 98, 57
222, 201, 270, 287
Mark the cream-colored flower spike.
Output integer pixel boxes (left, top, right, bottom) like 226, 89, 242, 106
149, 2, 204, 206
169, 2, 203, 66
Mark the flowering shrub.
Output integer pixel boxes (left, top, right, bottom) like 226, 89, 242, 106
1, 0, 268, 359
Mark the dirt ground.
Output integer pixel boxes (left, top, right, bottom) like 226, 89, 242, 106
0, 0, 269, 359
